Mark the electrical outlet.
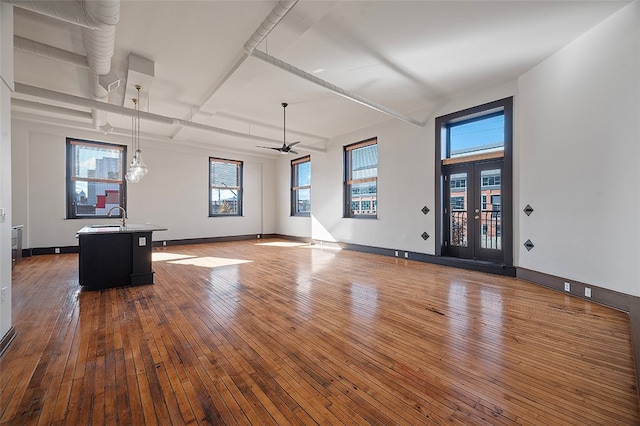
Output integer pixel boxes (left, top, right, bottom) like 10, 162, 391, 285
585, 287, 592, 298
162, 241, 167, 246
54, 248, 60, 254
564, 282, 571, 292
257, 234, 261, 239
1, 287, 6, 302
394, 251, 398, 257
404, 252, 409, 259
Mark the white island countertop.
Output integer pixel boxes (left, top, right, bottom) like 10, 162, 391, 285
77, 223, 168, 235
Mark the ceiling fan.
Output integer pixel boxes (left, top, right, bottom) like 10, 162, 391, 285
258, 102, 300, 155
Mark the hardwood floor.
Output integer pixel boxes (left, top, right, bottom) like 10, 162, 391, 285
1, 238, 638, 425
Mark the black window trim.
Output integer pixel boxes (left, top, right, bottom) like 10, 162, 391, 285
209, 157, 243, 217
344, 137, 378, 219
66, 137, 127, 220
445, 110, 505, 159
434, 97, 513, 265
291, 155, 311, 217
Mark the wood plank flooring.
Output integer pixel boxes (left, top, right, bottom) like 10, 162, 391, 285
1, 238, 638, 425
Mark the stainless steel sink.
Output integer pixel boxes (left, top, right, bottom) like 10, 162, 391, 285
89, 224, 122, 228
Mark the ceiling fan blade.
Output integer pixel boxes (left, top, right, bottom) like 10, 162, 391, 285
289, 150, 299, 155
257, 146, 283, 152
287, 141, 301, 147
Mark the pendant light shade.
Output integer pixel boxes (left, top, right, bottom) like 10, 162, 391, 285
125, 149, 148, 183
125, 85, 148, 183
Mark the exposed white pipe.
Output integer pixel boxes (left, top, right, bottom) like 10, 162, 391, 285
82, 26, 115, 75
14, 36, 89, 68
249, 49, 426, 127
11, 0, 119, 130
9, 0, 119, 29
243, 0, 298, 54
14, 82, 326, 152
82, 24, 116, 129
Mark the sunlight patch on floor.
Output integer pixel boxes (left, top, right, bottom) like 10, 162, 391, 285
255, 242, 311, 248
300, 244, 342, 252
152, 252, 196, 262
168, 256, 252, 268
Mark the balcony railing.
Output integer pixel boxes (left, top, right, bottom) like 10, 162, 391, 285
450, 210, 501, 250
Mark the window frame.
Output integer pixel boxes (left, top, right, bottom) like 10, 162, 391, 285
344, 137, 378, 219
291, 155, 311, 217
209, 157, 243, 217
434, 97, 513, 265
66, 138, 127, 220
445, 110, 505, 159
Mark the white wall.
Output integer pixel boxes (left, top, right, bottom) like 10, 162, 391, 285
276, 80, 517, 254
11, 119, 277, 249
0, 2, 13, 342
518, 2, 640, 295
275, 1, 640, 298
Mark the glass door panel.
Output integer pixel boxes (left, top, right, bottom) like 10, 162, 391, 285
444, 161, 503, 262
449, 172, 468, 248
479, 168, 501, 251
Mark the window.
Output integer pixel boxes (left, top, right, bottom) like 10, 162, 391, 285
450, 177, 467, 190
491, 194, 501, 209
447, 111, 504, 159
451, 196, 465, 210
209, 158, 242, 216
291, 156, 311, 216
66, 138, 127, 219
482, 174, 501, 187
491, 194, 501, 218
435, 97, 513, 264
344, 138, 378, 218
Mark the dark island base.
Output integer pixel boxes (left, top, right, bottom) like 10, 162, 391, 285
78, 231, 155, 291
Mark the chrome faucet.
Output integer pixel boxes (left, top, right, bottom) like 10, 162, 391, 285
107, 206, 127, 227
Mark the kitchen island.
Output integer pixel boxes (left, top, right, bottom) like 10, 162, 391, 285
76, 223, 167, 291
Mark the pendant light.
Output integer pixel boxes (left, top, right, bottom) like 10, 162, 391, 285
125, 85, 148, 183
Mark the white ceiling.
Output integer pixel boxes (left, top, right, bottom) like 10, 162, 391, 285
10, 0, 630, 156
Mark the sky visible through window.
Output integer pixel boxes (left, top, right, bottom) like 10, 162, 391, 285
449, 113, 504, 156
296, 161, 311, 204
74, 145, 121, 196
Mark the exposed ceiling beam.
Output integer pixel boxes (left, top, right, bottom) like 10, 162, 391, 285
248, 49, 427, 127
13, 83, 326, 153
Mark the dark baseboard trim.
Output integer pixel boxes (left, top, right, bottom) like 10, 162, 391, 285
0, 326, 16, 358
307, 238, 516, 277
627, 298, 640, 402
26, 234, 271, 254
516, 267, 631, 312
30, 246, 79, 256
151, 234, 268, 248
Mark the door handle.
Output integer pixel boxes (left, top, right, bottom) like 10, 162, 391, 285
474, 216, 480, 220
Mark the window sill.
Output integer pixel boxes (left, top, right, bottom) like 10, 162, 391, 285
343, 215, 378, 220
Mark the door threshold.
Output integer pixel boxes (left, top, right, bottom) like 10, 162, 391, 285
438, 256, 516, 276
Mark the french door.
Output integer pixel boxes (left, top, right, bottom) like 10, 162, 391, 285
443, 160, 503, 262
